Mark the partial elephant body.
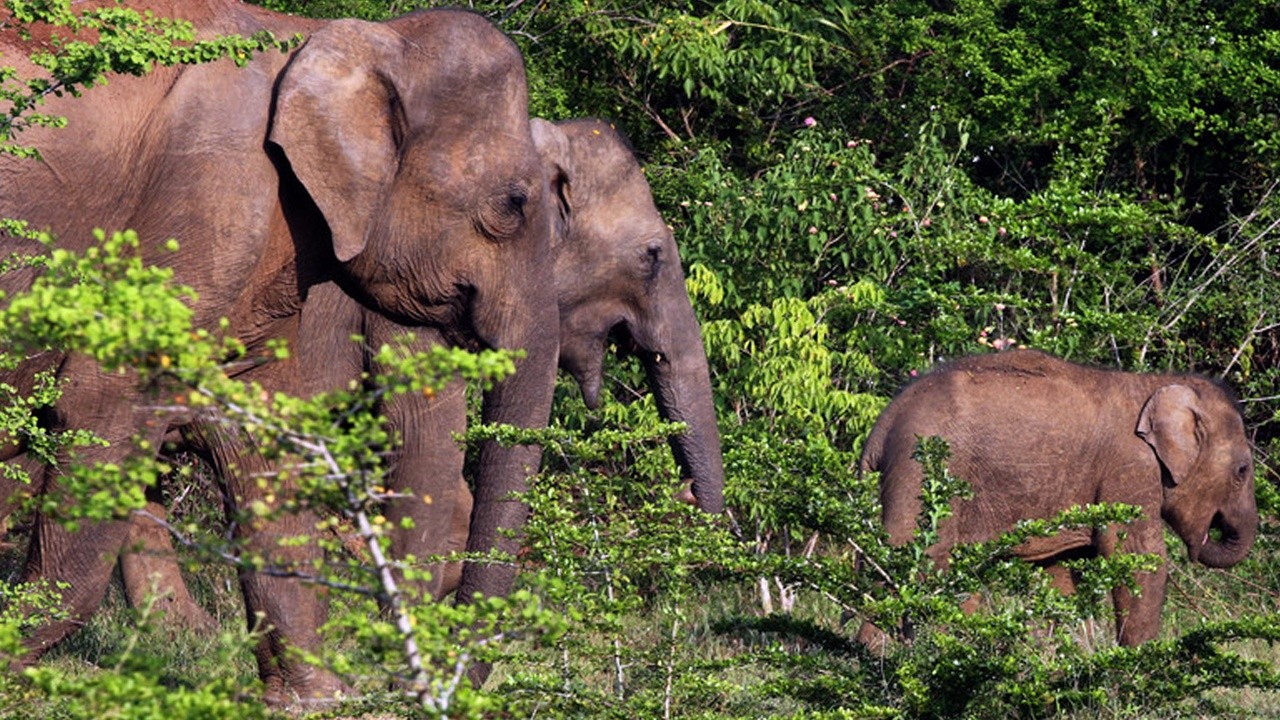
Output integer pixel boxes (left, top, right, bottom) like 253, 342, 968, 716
1, 1, 558, 704
862, 349, 1257, 646
290, 284, 477, 601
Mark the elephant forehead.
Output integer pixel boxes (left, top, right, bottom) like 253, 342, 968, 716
395, 10, 527, 92
401, 133, 540, 198
1201, 441, 1252, 475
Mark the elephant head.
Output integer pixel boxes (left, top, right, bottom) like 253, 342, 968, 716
1137, 381, 1257, 568
531, 118, 724, 514
268, 14, 556, 358
268, 13, 560, 597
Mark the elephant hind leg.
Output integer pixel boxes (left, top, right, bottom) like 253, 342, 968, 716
855, 456, 936, 653
19, 514, 131, 663
20, 362, 171, 662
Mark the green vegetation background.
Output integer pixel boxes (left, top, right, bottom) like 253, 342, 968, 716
3, 0, 1280, 717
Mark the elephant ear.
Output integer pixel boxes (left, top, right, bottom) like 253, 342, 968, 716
530, 118, 574, 242
1136, 383, 1203, 486
269, 20, 405, 262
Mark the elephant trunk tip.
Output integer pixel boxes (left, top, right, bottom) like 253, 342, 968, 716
1195, 511, 1258, 569
582, 382, 601, 410
673, 477, 724, 514
690, 475, 725, 514
675, 483, 697, 506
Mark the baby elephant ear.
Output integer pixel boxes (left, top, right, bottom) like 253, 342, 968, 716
1136, 384, 1202, 486
269, 20, 404, 262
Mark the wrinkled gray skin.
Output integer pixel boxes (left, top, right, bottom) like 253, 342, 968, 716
116, 118, 726, 684
0, 1, 558, 705
858, 349, 1257, 648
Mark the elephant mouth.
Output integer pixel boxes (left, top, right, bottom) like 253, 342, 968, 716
1194, 510, 1255, 569
608, 320, 652, 359
562, 321, 635, 410
1202, 512, 1236, 550
399, 285, 481, 348
337, 272, 474, 340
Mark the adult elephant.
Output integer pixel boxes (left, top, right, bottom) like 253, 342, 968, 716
858, 349, 1257, 647
0, 1, 558, 704
117, 118, 726, 648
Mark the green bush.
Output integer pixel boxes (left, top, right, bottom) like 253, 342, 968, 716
2, 0, 1279, 717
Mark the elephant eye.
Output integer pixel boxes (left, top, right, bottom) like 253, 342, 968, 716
1236, 462, 1251, 481
506, 188, 528, 216
478, 185, 529, 241
643, 243, 662, 284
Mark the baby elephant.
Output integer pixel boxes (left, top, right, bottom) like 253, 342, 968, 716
861, 349, 1257, 646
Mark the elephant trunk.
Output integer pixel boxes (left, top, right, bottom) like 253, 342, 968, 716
1195, 508, 1258, 569
455, 279, 559, 604
640, 291, 724, 514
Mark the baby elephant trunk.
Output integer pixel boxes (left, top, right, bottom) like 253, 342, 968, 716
1196, 508, 1258, 569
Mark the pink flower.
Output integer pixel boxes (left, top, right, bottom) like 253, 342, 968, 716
803, 117, 817, 128
808, 226, 818, 235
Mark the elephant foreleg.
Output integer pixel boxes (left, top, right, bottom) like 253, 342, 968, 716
380, 372, 472, 602
1100, 520, 1169, 646
1112, 561, 1168, 646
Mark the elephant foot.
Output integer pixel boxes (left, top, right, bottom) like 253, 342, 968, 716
466, 659, 494, 688
150, 594, 219, 634
854, 620, 891, 655
260, 668, 351, 710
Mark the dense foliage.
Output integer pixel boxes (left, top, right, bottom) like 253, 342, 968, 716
2, 0, 1279, 717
